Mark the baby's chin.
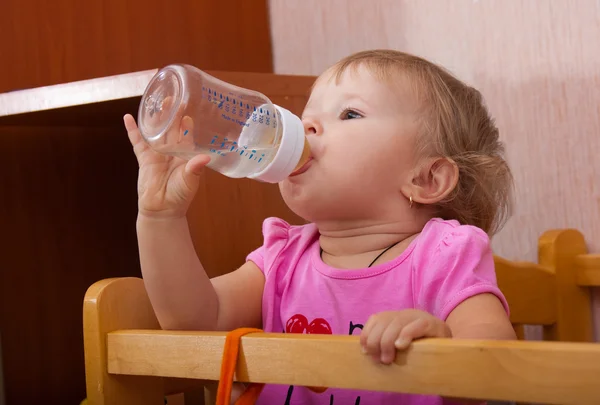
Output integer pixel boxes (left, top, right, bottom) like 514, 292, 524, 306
278, 181, 345, 224
278, 180, 312, 219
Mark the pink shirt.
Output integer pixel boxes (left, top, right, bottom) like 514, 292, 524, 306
246, 217, 509, 405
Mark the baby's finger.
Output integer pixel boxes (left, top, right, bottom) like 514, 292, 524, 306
123, 114, 148, 161
180, 115, 194, 139
395, 318, 432, 349
124, 114, 141, 143
185, 154, 211, 178
379, 318, 406, 364
178, 154, 211, 198
359, 316, 375, 349
361, 321, 387, 360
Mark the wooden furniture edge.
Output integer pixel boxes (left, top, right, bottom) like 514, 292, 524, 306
0, 69, 316, 117
107, 329, 600, 405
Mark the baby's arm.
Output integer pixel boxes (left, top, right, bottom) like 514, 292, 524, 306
442, 294, 515, 405
137, 217, 263, 405
137, 216, 264, 331
445, 293, 515, 339
125, 114, 264, 332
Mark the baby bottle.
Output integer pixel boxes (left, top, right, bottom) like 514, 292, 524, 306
137, 64, 310, 183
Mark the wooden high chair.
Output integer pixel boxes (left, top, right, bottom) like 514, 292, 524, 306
83, 228, 600, 405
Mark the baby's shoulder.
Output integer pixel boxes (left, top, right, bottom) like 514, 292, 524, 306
414, 218, 491, 259
412, 219, 507, 320
257, 217, 318, 254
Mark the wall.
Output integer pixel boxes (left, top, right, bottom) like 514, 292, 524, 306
268, 0, 600, 338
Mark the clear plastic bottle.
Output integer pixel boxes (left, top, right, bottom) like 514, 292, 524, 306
137, 64, 310, 183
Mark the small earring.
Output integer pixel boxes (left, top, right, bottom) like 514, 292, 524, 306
409, 196, 413, 208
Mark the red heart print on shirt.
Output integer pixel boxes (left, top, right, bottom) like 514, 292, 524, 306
285, 314, 332, 334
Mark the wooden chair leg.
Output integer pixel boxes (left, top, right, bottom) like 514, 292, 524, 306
539, 229, 593, 342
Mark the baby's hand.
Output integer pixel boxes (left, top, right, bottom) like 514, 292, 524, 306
359, 309, 451, 364
124, 114, 210, 219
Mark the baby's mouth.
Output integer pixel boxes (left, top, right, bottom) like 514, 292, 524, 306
289, 157, 313, 177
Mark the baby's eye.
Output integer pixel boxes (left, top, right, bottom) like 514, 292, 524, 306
340, 109, 363, 120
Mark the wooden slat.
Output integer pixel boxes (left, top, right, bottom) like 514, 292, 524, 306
108, 330, 600, 405
84, 279, 165, 405
576, 254, 600, 287
494, 256, 556, 325
539, 229, 593, 342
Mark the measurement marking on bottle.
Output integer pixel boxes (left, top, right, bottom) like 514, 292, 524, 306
201, 87, 277, 129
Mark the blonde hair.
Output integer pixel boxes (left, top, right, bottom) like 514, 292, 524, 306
329, 49, 513, 235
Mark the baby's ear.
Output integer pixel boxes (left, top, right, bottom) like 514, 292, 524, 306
403, 157, 459, 205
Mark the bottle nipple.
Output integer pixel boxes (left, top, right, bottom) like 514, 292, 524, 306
291, 137, 312, 175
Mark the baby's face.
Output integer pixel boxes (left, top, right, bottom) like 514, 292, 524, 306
279, 64, 422, 223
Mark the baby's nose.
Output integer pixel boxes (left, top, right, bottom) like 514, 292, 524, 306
302, 117, 322, 136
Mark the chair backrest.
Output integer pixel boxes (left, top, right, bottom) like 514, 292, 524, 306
494, 229, 593, 342
83, 228, 599, 405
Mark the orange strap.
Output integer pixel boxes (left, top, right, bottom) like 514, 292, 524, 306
216, 328, 327, 405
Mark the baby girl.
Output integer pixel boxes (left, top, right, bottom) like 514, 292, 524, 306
124, 49, 516, 404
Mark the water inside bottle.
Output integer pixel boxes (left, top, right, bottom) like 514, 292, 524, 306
159, 113, 281, 178
181, 87, 283, 177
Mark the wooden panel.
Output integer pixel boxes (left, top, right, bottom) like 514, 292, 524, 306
107, 330, 600, 405
0, 125, 141, 405
0, 0, 273, 93
0, 0, 275, 401
494, 256, 556, 325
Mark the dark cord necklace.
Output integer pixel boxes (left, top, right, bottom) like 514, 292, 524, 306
320, 240, 402, 268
